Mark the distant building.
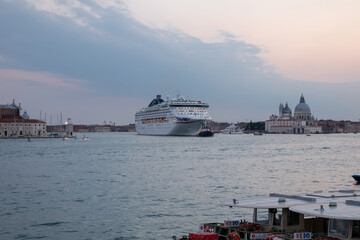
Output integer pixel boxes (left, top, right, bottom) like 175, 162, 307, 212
73, 125, 89, 132
0, 99, 46, 137
92, 125, 111, 132
318, 120, 360, 134
352, 122, 360, 133
265, 94, 322, 134
110, 124, 136, 132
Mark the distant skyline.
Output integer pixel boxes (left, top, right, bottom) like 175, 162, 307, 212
0, 0, 359, 124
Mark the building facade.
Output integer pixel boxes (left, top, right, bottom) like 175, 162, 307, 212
265, 95, 322, 134
0, 100, 46, 137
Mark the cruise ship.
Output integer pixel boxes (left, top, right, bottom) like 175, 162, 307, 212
135, 94, 211, 136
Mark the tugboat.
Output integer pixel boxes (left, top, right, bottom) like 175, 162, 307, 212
198, 130, 214, 137
198, 122, 214, 137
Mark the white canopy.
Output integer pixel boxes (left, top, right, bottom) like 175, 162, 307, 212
219, 194, 316, 209
290, 201, 360, 220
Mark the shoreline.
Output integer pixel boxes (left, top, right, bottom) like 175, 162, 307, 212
0, 136, 76, 139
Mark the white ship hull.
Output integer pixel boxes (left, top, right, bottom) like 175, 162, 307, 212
135, 120, 203, 136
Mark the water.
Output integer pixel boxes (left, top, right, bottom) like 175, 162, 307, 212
0, 133, 359, 239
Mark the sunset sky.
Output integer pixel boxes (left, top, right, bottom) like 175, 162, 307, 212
124, 0, 360, 83
1, 0, 359, 124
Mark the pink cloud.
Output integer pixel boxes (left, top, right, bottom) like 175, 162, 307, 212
0, 68, 88, 90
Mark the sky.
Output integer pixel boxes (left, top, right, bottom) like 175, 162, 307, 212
0, 0, 359, 124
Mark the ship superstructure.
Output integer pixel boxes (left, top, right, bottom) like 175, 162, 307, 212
135, 94, 211, 136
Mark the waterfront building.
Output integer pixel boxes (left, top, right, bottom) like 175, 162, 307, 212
353, 122, 360, 133
318, 120, 360, 134
265, 94, 322, 134
0, 99, 46, 137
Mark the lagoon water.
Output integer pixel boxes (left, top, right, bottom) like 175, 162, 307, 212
1, 133, 360, 240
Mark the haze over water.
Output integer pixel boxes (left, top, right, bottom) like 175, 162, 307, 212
1, 133, 359, 239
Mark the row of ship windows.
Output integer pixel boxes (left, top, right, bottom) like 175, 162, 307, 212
178, 113, 206, 115
177, 110, 206, 112
141, 117, 169, 124
176, 107, 205, 110
171, 101, 201, 104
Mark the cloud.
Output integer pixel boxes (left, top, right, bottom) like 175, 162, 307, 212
24, 0, 101, 27
217, 30, 238, 41
92, 0, 127, 10
1, 1, 360, 123
0, 69, 87, 90
0, 54, 9, 62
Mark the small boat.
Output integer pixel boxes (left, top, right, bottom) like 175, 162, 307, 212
352, 174, 360, 182
221, 124, 243, 134
253, 132, 263, 135
82, 135, 89, 140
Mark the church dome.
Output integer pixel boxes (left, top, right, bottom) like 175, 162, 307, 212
282, 103, 292, 114
22, 111, 30, 119
294, 94, 311, 113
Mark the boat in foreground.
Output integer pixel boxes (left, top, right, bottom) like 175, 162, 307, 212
352, 175, 360, 182
135, 94, 211, 136
174, 189, 360, 240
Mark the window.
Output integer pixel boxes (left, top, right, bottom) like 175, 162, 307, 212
329, 219, 349, 238
287, 210, 299, 226
272, 209, 282, 226
254, 208, 269, 225
352, 221, 360, 238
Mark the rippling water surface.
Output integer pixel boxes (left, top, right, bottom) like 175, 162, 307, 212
1, 133, 360, 239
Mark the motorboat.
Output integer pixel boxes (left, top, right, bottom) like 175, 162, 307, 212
221, 124, 243, 134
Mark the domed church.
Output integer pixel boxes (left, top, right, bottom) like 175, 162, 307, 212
294, 94, 312, 120
265, 94, 322, 134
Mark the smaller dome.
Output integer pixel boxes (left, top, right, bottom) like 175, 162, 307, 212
22, 111, 30, 119
282, 103, 292, 114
